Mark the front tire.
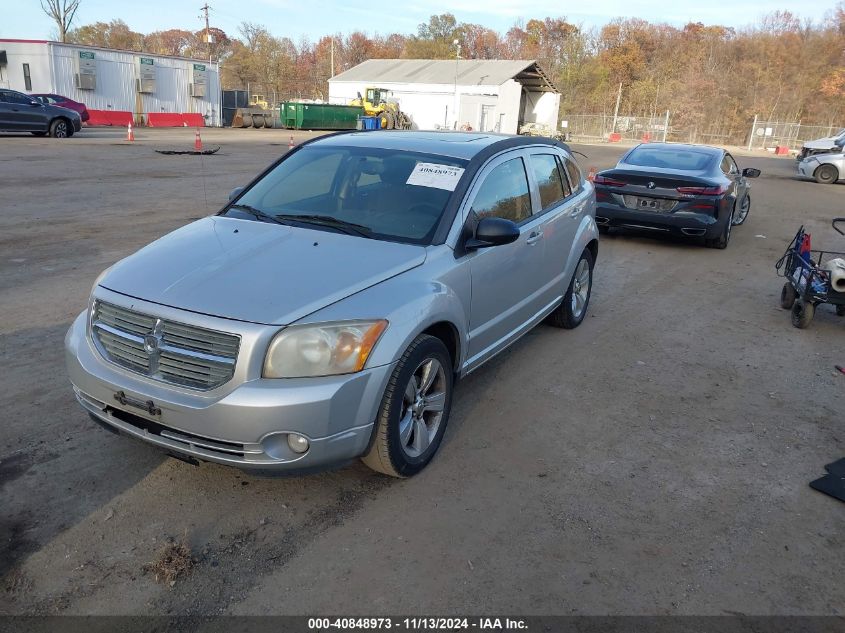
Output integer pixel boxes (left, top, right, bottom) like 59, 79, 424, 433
791, 300, 815, 328
814, 164, 838, 184
362, 334, 453, 477
548, 248, 594, 329
732, 194, 751, 225
50, 118, 70, 138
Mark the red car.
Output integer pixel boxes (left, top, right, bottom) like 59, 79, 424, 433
32, 94, 90, 123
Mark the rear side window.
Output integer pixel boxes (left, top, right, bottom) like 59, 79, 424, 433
529, 154, 568, 209
562, 157, 582, 192
473, 158, 532, 223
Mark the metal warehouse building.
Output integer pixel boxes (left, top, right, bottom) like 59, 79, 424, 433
328, 59, 560, 134
0, 39, 221, 126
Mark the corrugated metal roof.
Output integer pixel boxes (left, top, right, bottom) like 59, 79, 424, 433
330, 59, 557, 91
0, 38, 216, 64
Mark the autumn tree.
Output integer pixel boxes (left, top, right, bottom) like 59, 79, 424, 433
68, 20, 144, 51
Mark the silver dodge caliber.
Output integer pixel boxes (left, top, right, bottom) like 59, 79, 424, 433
65, 131, 599, 477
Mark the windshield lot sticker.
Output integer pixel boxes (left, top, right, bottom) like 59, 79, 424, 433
406, 163, 465, 190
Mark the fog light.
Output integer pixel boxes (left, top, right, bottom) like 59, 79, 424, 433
287, 433, 309, 454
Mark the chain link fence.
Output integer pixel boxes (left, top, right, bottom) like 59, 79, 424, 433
561, 113, 844, 151
747, 120, 844, 151
561, 113, 670, 143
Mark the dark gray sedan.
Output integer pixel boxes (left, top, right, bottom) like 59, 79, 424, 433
594, 143, 760, 248
0, 88, 82, 138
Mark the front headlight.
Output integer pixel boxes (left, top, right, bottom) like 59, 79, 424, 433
263, 320, 388, 378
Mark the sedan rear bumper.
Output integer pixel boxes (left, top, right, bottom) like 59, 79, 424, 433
595, 202, 723, 238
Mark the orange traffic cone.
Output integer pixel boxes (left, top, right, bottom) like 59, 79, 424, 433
194, 128, 202, 151
288, 135, 294, 149
127, 122, 134, 142
587, 166, 596, 182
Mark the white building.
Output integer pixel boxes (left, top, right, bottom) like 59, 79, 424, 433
0, 39, 221, 126
328, 59, 560, 134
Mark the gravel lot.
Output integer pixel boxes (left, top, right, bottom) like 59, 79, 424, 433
1, 127, 843, 616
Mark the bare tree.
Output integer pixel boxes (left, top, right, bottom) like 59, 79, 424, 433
40, 0, 81, 43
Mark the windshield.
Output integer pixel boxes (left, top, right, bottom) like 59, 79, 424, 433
226, 146, 467, 244
623, 147, 716, 171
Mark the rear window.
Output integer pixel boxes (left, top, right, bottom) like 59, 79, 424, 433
230, 146, 468, 244
624, 147, 715, 171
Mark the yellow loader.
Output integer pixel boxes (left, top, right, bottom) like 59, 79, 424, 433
351, 87, 411, 130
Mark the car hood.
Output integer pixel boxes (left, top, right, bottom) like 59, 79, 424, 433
803, 137, 843, 149
99, 216, 427, 325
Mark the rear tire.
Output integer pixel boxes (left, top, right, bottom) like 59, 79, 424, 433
791, 300, 815, 329
836, 304, 845, 317
705, 209, 733, 249
362, 334, 453, 478
814, 164, 839, 184
380, 111, 395, 130
780, 282, 797, 310
548, 248, 594, 329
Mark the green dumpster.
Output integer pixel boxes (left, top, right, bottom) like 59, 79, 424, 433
280, 102, 363, 130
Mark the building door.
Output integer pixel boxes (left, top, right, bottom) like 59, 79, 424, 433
479, 104, 494, 132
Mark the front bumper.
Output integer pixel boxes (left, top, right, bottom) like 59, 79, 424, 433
797, 160, 816, 178
595, 202, 723, 238
65, 310, 395, 474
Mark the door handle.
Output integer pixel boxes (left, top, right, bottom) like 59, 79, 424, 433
526, 230, 543, 245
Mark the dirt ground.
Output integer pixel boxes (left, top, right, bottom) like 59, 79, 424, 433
1, 127, 843, 617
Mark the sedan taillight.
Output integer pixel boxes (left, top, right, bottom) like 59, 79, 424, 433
676, 184, 728, 196
593, 174, 626, 187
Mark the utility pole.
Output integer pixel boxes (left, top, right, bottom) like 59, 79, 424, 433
611, 82, 622, 134
453, 39, 461, 130
330, 37, 335, 78
200, 4, 211, 62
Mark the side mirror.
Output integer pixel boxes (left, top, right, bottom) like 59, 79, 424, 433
742, 168, 760, 178
228, 186, 245, 201
29, 100, 42, 107
466, 217, 520, 250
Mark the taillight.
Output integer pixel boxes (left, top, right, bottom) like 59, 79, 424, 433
676, 184, 728, 196
594, 174, 626, 187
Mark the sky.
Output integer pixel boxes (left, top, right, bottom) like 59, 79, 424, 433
0, 0, 837, 42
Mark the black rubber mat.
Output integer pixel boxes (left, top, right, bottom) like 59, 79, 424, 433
824, 457, 845, 477
810, 472, 845, 502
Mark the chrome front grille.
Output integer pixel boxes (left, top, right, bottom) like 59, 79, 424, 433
92, 301, 240, 390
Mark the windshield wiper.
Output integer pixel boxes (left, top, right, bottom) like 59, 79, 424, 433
274, 214, 373, 237
227, 203, 285, 225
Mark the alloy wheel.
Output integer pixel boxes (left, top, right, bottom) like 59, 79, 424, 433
570, 258, 591, 319
398, 358, 447, 458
